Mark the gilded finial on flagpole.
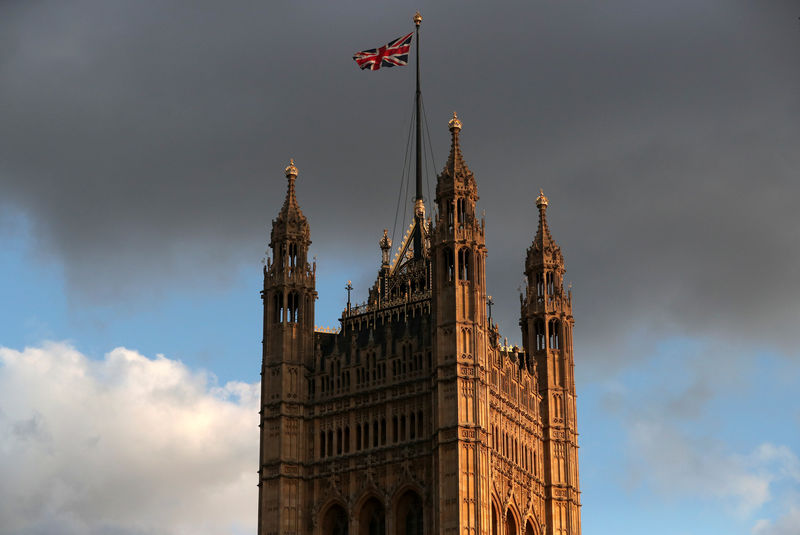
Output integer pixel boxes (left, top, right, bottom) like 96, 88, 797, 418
414, 11, 422, 27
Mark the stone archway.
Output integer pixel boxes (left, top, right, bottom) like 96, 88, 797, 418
505, 509, 518, 535
490, 499, 501, 535
394, 489, 423, 535
321, 503, 349, 535
358, 497, 386, 535
524, 519, 536, 535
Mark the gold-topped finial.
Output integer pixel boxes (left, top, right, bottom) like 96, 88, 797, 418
284, 158, 298, 178
448, 111, 462, 131
379, 228, 391, 249
413, 11, 422, 27
536, 189, 549, 209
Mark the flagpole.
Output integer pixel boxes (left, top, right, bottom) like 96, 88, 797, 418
413, 11, 423, 259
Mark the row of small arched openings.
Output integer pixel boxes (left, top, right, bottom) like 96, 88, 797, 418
491, 425, 539, 476
275, 242, 302, 270
441, 246, 481, 284
320, 411, 426, 459
533, 318, 562, 351
534, 272, 559, 300
319, 349, 431, 397
442, 197, 473, 233
272, 291, 306, 324
320, 489, 423, 535
491, 501, 539, 535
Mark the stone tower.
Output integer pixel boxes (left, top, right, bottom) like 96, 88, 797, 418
520, 191, 580, 535
429, 113, 490, 535
258, 116, 581, 535
259, 159, 317, 535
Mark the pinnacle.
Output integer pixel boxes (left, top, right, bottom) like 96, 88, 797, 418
533, 192, 555, 249
275, 159, 307, 227
441, 112, 472, 180
528, 190, 562, 269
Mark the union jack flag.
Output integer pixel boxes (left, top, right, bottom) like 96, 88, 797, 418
352, 32, 413, 71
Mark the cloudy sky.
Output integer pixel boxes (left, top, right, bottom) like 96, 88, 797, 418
1, 1, 799, 533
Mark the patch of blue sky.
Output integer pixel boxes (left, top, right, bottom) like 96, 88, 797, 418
0, 212, 365, 384
585, 335, 799, 533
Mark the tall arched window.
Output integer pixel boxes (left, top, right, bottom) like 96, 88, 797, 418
287, 291, 299, 323
506, 510, 518, 535
458, 248, 472, 281
359, 497, 386, 535
536, 273, 545, 298
549, 319, 561, 350
272, 293, 281, 323
395, 490, 423, 535
535, 319, 546, 351
321, 504, 349, 535
444, 247, 455, 282
456, 198, 466, 226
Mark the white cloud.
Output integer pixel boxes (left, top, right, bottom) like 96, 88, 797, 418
603, 341, 800, 520
0, 342, 258, 535
627, 419, 789, 514
752, 506, 800, 535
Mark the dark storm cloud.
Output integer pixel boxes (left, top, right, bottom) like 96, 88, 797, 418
1, 1, 799, 370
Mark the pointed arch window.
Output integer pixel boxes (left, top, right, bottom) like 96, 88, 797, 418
457, 198, 466, 227
536, 273, 545, 300
458, 248, 472, 281
549, 319, 561, 350
286, 291, 299, 323
443, 247, 455, 282
535, 319, 546, 351
272, 293, 281, 323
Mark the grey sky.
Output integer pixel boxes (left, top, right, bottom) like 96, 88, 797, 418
1, 1, 799, 372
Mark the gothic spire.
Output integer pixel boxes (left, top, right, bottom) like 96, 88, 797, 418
533, 189, 556, 250
277, 159, 306, 224
527, 189, 563, 270
271, 159, 310, 247
440, 112, 472, 180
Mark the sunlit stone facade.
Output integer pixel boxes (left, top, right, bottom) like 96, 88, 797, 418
258, 118, 581, 535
